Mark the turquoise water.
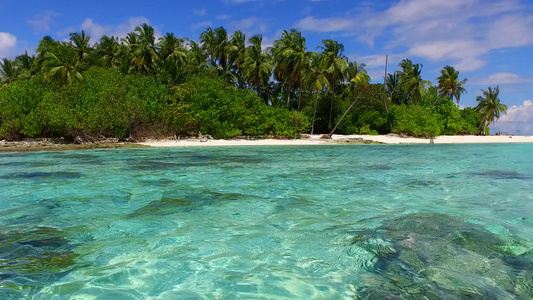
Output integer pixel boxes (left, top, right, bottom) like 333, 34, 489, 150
0, 144, 532, 299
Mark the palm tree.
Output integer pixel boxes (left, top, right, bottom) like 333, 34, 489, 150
272, 29, 307, 109
399, 60, 430, 105
35, 36, 59, 71
41, 43, 83, 85
0, 58, 17, 85
122, 32, 140, 46
385, 73, 406, 105
320, 39, 348, 128
186, 41, 208, 76
242, 34, 272, 104
158, 33, 188, 83
327, 68, 371, 137
200, 27, 229, 71
437, 65, 467, 104
130, 23, 159, 74
15, 51, 36, 79
476, 86, 507, 135
304, 52, 328, 134
227, 30, 246, 87
69, 31, 92, 64
96, 35, 121, 68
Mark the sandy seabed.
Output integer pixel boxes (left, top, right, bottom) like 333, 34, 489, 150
140, 134, 533, 147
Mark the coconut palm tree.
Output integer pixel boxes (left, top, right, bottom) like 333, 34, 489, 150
319, 39, 348, 128
476, 86, 507, 135
122, 32, 140, 46
158, 33, 188, 83
327, 68, 370, 137
96, 35, 121, 68
35, 36, 59, 71
69, 31, 92, 64
437, 65, 467, 104
129, 23, 159, 74
15, 51, 36, 79
136, 23, 156, 47
272, 29, 307, 109
304, 52, 328, 134
200, 27, 229, 71
41, 43, 83, 85
399, 60, 430, 105
242, 34, 272, 104
227, 30, 246, 87
0, 58, 17, 85
385, 73, 406, 105
186, 41, 208, 76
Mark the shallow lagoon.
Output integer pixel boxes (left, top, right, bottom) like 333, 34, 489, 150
1, 144, 532, 299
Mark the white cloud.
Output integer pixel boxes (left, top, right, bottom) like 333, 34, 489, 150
366, 69, 386, 82
217, 14, 231, 20
0, 32, 17, 59
230, 17, 268, 34
78, 17, 161, 42
225, 0, 257, 3
493, 99, 533, 135
296, 16, 354, 32
407, 40, 485, 62
28, 11, 60, 32
193, 9, 207, 16
191, 21, 213, 30
296, 0, 532, 72
471, 73, 533, 86
354, 53, 404, 69
487, 13, 533, 48
454, 58, 487, 73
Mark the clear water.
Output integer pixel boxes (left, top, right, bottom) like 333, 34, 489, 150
1, 144, 532, 299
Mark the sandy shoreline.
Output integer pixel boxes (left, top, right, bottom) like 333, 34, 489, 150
140, 134, 533, 147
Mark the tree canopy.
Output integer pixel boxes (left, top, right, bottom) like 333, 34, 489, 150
0, 23, 503, 140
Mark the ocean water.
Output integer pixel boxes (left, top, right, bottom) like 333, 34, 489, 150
0, 144, 532, 299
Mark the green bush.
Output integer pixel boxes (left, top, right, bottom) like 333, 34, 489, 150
0, 77, 50, 139
391, 104, 441, 137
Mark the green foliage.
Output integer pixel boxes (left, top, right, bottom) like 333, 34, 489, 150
461, 107, 482, 134
0, 76, 50, 139
173, 76, 309, 138
390, 104, 441, 137
0, 25, 506, 139
331, 84, 390, 135
0, 70, 308, 140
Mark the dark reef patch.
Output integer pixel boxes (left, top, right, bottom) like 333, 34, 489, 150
0, 226, 78, 294
127, 191, 259, 218
474, 170, 532, 180
1, 171, 82, 180
349, 213, 533, 299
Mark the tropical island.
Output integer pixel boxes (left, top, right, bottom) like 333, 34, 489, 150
1, 23, 533, 300
0, 24, 511, 144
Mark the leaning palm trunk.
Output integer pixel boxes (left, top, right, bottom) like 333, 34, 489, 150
286, 83, 292, 109
327, 87, 367, 138
298, 77, 303, 111
311, 92, 319, 134
328, 86, 335, 129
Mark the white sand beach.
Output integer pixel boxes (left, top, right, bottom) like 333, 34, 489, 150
139, 134, 533, 147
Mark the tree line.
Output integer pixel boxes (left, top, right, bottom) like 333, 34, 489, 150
0, 24, 507, 140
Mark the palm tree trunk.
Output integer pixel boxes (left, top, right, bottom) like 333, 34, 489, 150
297, 77, 303, 111
328, 86, 335, 129
311, 91, 319, 134
286, 82, 292, 109
328, 88, 367, 137
383, 55, 393, 132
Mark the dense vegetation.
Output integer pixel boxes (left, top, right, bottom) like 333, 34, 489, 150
0, 24, 507, 140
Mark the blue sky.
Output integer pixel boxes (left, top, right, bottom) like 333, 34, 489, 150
1, 0, 532, 134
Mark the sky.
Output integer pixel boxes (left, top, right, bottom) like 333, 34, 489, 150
1, 0, 532, 134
